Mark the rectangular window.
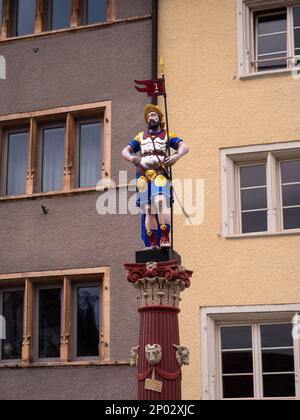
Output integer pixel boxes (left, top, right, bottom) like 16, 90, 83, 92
0, 101, 111, 198
47, 0, 72, 30
294, 7, 300, 66
10, 0, 36, 37
221, 142, 300, 237
2, 129, 29, 196
39, 124, 65, 192
256, 10, 287, 72
0, 267, 109, 365
220, 326, 254, 399
281, 160, 300, 230
76, 118, 103, 188
219, 322, 296, 399
0, 290, 24, 361
237, 1, 300, 76
81, 0, 107, 25
0, 0, 4, 26
38, 287, 61, 360
75, 284, 101, 358
239, 164, 268, 233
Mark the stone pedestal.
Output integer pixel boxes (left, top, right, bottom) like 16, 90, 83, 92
125, 259, 192, 400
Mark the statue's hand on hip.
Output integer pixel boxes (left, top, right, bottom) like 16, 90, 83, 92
164, 154, 179, 167
131, 156, 141, 168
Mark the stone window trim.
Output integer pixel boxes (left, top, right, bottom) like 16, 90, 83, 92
0, 100, 112, 201
220, 140, 300, 238
201, 304, 300, 400
237, 0, 300, 78
0, 267, 111, 367
0, 0, 116, 41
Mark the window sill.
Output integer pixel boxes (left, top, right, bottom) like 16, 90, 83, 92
0, 360, 129, 369
0, 15, 151, 44
0, 186, 107, 202
223, 230, 300, 239
238, 68, 299, 80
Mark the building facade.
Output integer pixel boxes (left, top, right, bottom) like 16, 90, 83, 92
0, 0, 155, 400
159, 0, 300, 400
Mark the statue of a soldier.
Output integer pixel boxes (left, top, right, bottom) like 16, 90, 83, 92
122, 104, 189, 249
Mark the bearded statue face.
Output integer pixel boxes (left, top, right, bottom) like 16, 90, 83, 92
147, 112, 161, 131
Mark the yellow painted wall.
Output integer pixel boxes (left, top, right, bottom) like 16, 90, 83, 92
159, 0, 300, 400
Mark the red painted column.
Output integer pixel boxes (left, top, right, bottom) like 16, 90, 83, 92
125, 260, 193, 401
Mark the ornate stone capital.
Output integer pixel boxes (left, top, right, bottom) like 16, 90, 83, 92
124, 260, 193, 308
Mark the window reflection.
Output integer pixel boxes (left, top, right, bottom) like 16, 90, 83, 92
2, 291, 24, 360
39, 288, 61, 359
50, 0, 72, 30
16, 0, 36, 36
77, 286, 100, 358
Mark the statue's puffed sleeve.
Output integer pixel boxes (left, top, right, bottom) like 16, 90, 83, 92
169, 132, 183, 150
129, 132, 143, 153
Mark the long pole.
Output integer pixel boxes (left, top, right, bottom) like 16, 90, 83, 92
161, 71, 174, 250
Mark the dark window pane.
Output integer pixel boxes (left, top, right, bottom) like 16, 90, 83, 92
221, 326, 252, 350
16, 0, 36, 36
258, 53, 287, 71
262, 349, 294, 373
258, 33, 287, 55
242, 210, 268, 233
39, 289, 61, 359
261, 324, 293, 348
0, 0, 3, 24
240, 165, 266, 188
283, 207, 300, 230
258, 13, 287, 35
222, 351, 253, 374
86, 0, 106, 24
2, 292, 24, 360
282, 184, 300, 207
42, 126, 65, 192
295, 28, 300, 49
294, 7, 300, 27
263, 374, 295, 398
77, 286, 100, 358
79, 121, 102, 188
6, 131, 28, 196
223, 375, 254, 399
281, 160, 300, 183
241, 187, 267, 211
51, 0, 72, 30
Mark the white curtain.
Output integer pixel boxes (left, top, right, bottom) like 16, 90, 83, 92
7, 131, 28, 196
79, 122, 102, 188
42, 127, 65, 192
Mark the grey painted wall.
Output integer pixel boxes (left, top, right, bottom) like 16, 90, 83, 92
0, 9, 153, 400
116, 0, 152, 19
0, 366, 137, 400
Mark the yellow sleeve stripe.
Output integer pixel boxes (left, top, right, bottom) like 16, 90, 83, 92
134, 132, 144, 142
168, 131, 177, 140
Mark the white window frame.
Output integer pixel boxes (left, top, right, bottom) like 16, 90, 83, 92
201, 304, 300, 400
34, 284, 63, 363
72, 281, 102, 361
0, 287, 24, 363
221, 140, 300, 237
237, 0, 300, 78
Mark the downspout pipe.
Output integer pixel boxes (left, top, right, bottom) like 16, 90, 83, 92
152, 0, 158, 105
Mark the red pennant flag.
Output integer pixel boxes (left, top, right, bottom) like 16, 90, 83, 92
134, 79, 165, 97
